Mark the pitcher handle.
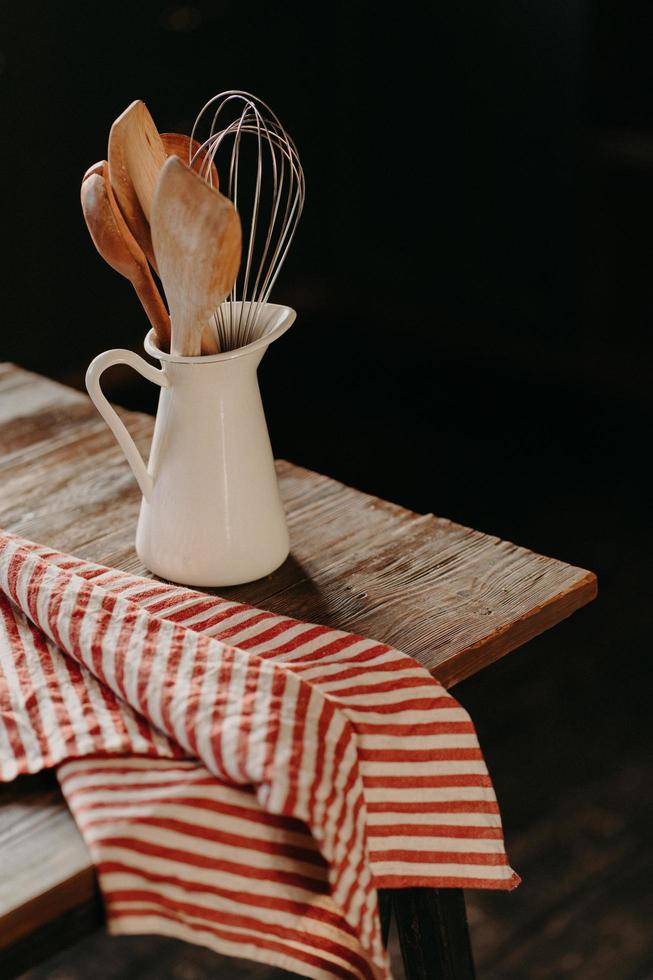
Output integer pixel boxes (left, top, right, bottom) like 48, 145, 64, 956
85, 349, 169, 500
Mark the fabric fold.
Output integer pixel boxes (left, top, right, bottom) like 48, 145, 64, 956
0, 531, 518, 980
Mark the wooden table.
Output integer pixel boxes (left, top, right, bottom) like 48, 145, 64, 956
0, 363, 597, 978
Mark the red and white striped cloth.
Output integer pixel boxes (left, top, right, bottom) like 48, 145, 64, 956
0, 531, 518, 979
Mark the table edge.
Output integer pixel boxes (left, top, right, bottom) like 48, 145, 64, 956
438, 569, 598, 686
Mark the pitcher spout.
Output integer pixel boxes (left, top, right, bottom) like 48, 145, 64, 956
144, 301, 296, 363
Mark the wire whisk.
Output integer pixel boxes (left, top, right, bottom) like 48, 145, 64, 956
189, 90, 305, 351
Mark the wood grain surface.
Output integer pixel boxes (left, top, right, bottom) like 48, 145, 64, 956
0, 362, 597, 968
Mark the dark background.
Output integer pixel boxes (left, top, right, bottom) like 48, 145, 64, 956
2, 2, 652, 977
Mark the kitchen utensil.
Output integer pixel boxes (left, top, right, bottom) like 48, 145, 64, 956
81, 160, 171, 349
190, 90, 305, 351
108, 100, 167, 268
160, 133, 219, 187
151, 156, 242, 357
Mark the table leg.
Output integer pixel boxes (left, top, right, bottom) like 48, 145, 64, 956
392, 887, 476, 979
378, 889, 394, 947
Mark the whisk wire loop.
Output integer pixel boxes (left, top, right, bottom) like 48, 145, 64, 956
189, 91, 305, 352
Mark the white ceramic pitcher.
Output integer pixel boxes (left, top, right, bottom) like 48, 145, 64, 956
86, 302, 296, 587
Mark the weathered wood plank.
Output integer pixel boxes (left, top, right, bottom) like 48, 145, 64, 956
0, 365, 596, 687
0, 773, 97, 953
0, 363, 597, 970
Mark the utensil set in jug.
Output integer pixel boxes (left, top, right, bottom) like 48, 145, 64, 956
81, 91, 305, 357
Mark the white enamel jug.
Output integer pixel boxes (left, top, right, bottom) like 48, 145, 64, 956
86, 302, 295, 587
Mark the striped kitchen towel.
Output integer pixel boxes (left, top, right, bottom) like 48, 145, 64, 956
0, 531, 518, 980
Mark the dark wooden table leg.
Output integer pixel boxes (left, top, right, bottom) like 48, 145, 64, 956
392, 888, 476, 980
378, 889, 394, 948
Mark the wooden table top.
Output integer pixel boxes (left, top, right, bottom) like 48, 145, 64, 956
0, 363, 597, 970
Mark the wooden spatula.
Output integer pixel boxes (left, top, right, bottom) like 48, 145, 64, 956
151, 156, 242, 357
108, 100, 167, 268
81, 160, 171, 350
108, 101, 220, 268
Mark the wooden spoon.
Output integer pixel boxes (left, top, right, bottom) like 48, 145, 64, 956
108, 100, 167, 268
81, 160, 171, 350
151, 156, 242, 357
160, 133, 219, 188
